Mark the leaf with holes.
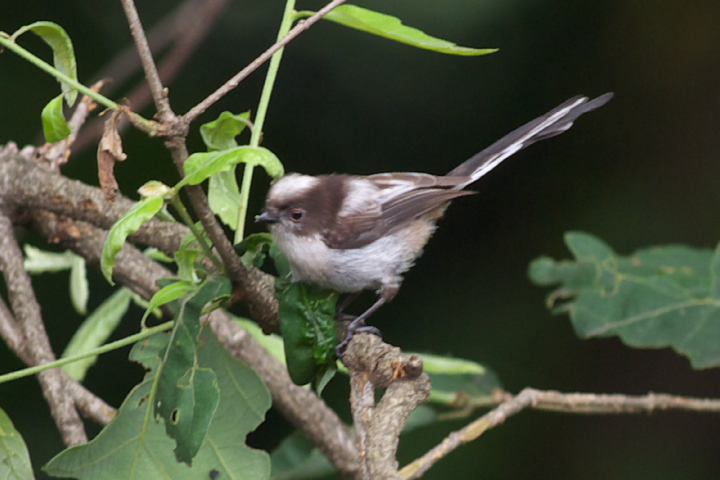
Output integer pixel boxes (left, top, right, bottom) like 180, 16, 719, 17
154, 277, 231, 464
44, 329, 271, 479
529, 231, 720, 368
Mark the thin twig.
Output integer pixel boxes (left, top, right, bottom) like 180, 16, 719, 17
400, 388, 720, 479
73, 0, 228, 154
119, 0, 174, 120
0, 212, 87, 446
183, 0, 348, 123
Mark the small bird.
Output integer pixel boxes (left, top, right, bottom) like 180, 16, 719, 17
257, 93, 613, 353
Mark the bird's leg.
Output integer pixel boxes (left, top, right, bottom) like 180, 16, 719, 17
335, 291, 361, 323
336, 285, 399, 357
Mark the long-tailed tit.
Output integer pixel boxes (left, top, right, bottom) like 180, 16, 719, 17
257, 93, 613, 353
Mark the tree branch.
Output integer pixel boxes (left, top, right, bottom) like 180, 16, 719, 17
0, 296, 116, 426
400, 387, 720, 479
119, 0, 174, 121
0, 212, 87, 446
343, 334, 431, 480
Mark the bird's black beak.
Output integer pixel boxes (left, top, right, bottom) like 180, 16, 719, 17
255, 211, 278, 224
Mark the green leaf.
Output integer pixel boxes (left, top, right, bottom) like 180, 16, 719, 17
208, 170, 242, 229
0, 407, 34, 480
101, 196, 165, 285
140, 280, 194, 329
155, 277, 231, 464
274, 276, 339, 387
61, 288, 133, 381
420, 353, 488, 375
235, 233, 274, 269
41, 94, 72, 143
45, 330, 271, 479
200, 111, 252, 152
270, 431, 335, 480
177, 146, 284, 188
529, 231, 720, 369
419, 353, 501, 406
23, 245, 76, 273
297, 5, 497, 56
69, 255, 88, 315
13, 21, 78, 106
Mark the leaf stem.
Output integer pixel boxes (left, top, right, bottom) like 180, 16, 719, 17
0, 32, 156, 133
0, 321, 174, 385
233, 0, 297, 244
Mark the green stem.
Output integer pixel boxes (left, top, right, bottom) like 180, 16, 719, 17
233, 0, 297, 244
0, 33, 155, 133
0, 321, 174, 385
170, 196, 224, 270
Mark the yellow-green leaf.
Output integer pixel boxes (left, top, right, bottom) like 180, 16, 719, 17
297, 5, 497, 56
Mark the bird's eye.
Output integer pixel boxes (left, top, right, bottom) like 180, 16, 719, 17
290, 208, 305, 221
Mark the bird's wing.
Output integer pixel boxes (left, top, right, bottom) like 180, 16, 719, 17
372, 173, 475, 233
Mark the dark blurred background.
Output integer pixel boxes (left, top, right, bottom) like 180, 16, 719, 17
3, 0, 720, 478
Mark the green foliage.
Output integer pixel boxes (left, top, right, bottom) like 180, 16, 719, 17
11, 21, 78, 143
201, 111, 252, 229
61, 288, 133, 381
421, 354, 501, 406
40, 94, 72, 143
45, 329, 271, 479
100, 196, 165, 284
69, 255, 89, 315
200, 111, 252, 151
23, 246, 88, 315
296, 5, 497, 56
155, 277, 231, 464
236, 233, 275, 269
530, 232, 720, 368
0, 408, 34, 480
178, 146, 284, 188
140, 280, 194, 329
270, 431, 335, 480
270, 245, 339, 389
11, 21, 78, 106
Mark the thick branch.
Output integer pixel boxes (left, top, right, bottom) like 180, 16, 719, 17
343, 335, 431, 480
0, 145, 186, 257
0, 212, 87, 446
0, 146, 280, 332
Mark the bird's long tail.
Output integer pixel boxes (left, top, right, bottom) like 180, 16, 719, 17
447, 93, 613, 188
